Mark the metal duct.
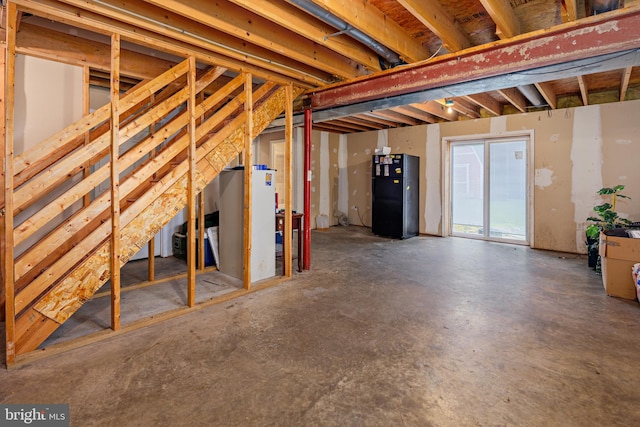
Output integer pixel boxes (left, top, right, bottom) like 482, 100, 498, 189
517, 84, 545, 106
587, 0, 620, 16
287, 0, 403, 67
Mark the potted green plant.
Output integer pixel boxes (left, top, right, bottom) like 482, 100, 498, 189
586, 185, 632, 270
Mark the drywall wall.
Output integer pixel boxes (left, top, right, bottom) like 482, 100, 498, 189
14, 55, 83, 256
307, 130, 340, 228
341, 100, 640, 254
14, 55, 83, 156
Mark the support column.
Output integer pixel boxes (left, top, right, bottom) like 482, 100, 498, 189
283, 84, 293, 277
242, 73, 253, 289
3, 1, 17, 364
148, 92, 157, 282
82, 65, 91, 207
187, 56, 197, 306
198, 192, 205, 270
109, 33, 121, 331
303, 108, 312, 270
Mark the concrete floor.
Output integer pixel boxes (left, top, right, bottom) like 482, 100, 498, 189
1, 226, 639, 426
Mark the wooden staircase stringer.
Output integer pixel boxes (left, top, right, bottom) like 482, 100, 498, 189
12, 84, 303, 356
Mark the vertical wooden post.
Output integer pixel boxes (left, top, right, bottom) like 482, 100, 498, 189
148, 92, 157, 282
3, 2, 17, 363
0, 38, 5, 324
303, 108, 312, 270
283, 84, 294, 277
187, 56, 197, 306
82, 65, 91, 207
242, 73, 253, 289
196, 91, 205, 271
110, 33, 121, 331
198, 192, 205, 270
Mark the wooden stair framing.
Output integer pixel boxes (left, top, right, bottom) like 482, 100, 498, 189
2, 54, 304, 365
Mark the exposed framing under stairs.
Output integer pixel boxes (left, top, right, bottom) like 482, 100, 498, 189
1, 11, 304, 365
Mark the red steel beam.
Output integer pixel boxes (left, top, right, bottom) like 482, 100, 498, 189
310, 6, 640, 109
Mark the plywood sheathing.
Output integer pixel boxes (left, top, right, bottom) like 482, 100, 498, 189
12, 82, 303, 355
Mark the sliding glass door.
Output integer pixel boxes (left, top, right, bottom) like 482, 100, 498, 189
450, 137, 529, 244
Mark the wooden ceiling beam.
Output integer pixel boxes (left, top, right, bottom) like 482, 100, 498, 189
303, 0, 428, 62
620, 66, 632, 101
463, 93, 502, 116
338, 116, 387, 130
325, 120, 372, 132
142, 0, 364, 79
392, 105, 437, 124
439, 97, 480, 119
15, 0, 326, 86
498, 87, 528, 112
577, 75, 589, 106
563, 0, 578, 22
310, 7, 640, 109
16, 22, 175, 80
534, 81, 558, 109
354, 113, 401, 128
368, 109, 423, 126
410, 100, 458, 121
313, 122, 352, 133
479, 0, 521, 39
226, 0, 381, 73
397, 0, 471, 52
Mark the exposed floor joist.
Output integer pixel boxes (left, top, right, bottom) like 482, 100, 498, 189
310, 8, 640, 109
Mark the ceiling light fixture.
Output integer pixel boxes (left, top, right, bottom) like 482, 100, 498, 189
445, 99, 454, 113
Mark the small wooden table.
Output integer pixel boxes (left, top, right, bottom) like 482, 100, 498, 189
276, 212, 303, 273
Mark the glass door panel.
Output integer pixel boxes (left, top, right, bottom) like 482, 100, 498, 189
451, 143, 484, 236
450, 138, 529, 244
489, 140, 527, 241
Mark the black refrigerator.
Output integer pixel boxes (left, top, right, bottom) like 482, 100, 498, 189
371, 153, 419, 239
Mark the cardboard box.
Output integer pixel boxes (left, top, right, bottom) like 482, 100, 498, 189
599, 232, 640, 300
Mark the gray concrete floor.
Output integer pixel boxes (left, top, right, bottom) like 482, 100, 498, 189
1, 226, 639, 426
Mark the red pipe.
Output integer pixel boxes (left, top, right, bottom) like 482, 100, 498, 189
303, 108, 312, 270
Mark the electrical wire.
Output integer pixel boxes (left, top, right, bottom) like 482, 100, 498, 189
354, 206, 371, 228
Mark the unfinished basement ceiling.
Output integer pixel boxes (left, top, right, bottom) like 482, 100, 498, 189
5, 0, 640, 132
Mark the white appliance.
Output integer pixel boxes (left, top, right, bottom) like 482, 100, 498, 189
219, 168, 276, 282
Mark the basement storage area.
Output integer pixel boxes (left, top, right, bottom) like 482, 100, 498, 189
2, 1, 640, 426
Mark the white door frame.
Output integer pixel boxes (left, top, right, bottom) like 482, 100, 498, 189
442, 130, 535, 247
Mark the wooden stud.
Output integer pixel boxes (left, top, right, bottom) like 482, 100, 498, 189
13, 78, 302, 355
196, 90, 205, 272
3, 1, 17, 364
148, 91, 157, 283
242, 73, 253, 289
0, 41, 5, 324
83, 65, 91, 207
284, 84, 293, 277
198, 192, 205, 270
147, 237, 155, 282
187, 56, 197, 306
110, 33, 121, 331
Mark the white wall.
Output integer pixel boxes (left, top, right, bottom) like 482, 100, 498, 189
339, 101, 640, 254
14, 56, 84, 255
14, 55, 83, 155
